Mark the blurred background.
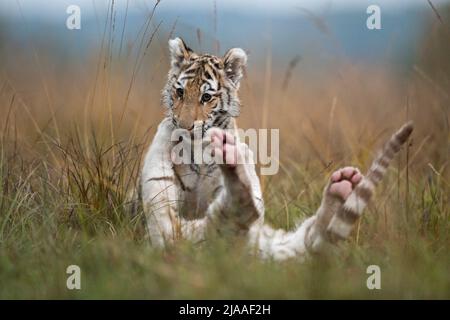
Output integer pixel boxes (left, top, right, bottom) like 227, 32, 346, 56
0, 0, 448, 165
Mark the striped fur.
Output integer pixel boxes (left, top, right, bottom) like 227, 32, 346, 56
326, 122, 414, 241
162, 37, 246, 133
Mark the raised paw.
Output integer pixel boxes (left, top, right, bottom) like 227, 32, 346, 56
207, 127, 263, 223
306, 166, 364, 250
207, 127, 257, 190
328, 166, 363, 201
208, 128, 240, 168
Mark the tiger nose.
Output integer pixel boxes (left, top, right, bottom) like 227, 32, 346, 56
193, 105, 203, 121
193, 120, 204, 129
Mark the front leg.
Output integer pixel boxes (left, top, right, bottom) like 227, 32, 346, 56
142, 118, 208, 246
206, 128, 264, 235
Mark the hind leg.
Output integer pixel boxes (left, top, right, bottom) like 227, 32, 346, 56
248, 166, 363, 260
250, 123, 413, 260
329, 167, 363, 199
305, 167, 363, 251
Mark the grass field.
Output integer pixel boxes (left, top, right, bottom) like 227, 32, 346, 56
0, 1, 449, 299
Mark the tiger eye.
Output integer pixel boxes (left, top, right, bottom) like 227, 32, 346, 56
176, 88, 184, 98
201, 93, 212, 103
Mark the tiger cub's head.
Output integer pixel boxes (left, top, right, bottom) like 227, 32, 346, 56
162, 37, 247, 132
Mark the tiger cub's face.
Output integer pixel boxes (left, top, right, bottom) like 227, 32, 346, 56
162, 37, 247, 132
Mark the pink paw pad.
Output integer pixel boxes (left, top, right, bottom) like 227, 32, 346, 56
209, 129, 238, 167
329, 166, 362, 200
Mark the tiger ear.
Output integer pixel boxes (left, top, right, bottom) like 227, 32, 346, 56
168, 37, 192, 69
223, 48, 247, 85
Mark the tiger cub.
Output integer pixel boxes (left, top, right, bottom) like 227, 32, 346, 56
140, 37, 413, 260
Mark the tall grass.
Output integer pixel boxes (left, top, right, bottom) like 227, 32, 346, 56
0, 1, 448, 299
